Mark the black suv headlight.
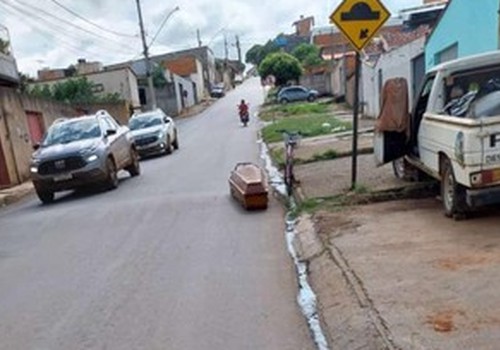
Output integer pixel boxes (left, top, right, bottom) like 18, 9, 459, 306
30, 157, 41, 173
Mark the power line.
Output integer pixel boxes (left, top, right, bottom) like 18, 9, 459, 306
9, 0, 138, 53
148, 6, 179, 49
49, 0, 137, 38
0, 2, 128, 60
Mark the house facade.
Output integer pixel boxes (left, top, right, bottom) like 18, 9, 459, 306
110, 46, 216, 101
0, 88, 78, 188
163, 56, 204, 104
426, 0, 500, 70
143, 69, 196, 117
31, 66, 141, 111
362, 25, 430, 117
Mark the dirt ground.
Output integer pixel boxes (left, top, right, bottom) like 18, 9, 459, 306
296, 199, 500, 349
295, 154, 406, 198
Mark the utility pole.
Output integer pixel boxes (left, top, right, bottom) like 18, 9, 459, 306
224, 33, 229, 64
235, 35, 242, 64
135, 0, 157, 110
197, 29, 202, 47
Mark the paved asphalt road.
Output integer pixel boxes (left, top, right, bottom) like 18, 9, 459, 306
0, 78, 314, 350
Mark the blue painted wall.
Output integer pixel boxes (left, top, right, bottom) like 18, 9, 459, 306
425, 0, 499, 70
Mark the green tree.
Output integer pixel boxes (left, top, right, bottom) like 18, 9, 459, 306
19, 73, 32, 93
52, 77, 94, 104
258, 52, 302, 86
28, 77, 123, 104
246, 39, 280, 66
246, 44, 264, 65
30, 84, 53, 99
152, 65, 167, 89
292, 43, 323, 68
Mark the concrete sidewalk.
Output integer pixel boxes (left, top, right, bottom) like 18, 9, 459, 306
0, 182, 34, 207
286, 128, 406, 199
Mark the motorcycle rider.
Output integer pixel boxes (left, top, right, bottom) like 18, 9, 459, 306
238, 99, 249, 126
238, 99, 249, 118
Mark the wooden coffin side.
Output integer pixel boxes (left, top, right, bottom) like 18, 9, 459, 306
229, 163, 268, 196
229, 163, 268, 210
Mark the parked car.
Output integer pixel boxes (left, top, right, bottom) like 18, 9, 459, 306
210, 83, 225, 98
234, 74, 243, 85
277, 86, 319, 104
128, 109, 179, 157
30, 110, 140, 204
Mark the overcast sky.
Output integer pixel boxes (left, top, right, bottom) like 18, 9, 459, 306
0, 0, 423, 76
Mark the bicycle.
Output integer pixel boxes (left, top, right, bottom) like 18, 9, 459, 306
278, 130, 301, 196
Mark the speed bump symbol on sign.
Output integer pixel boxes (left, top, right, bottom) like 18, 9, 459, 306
330, 0, 391, 51
341, 2, 380, 21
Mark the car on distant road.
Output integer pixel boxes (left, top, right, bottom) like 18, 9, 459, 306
277, 86, 319, 104
128, 109, 179, 157
30, 110, 140, 204
210, 83, 225, 98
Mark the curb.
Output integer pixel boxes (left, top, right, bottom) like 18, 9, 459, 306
293, 181, 439, 208
0, 184, 35, 208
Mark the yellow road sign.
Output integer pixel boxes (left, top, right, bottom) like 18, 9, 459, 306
330, 0, 391, 51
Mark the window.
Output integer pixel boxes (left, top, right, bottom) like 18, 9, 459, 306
435, 43, 458, 66
443, 65, 500, 118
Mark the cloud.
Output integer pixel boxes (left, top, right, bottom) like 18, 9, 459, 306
0, 0, 422, 76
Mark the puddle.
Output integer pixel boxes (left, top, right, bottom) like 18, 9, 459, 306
259, 139, 329, 350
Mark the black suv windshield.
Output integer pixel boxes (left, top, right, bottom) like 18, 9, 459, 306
129, 115, 163, 130
42, 119, 101, 146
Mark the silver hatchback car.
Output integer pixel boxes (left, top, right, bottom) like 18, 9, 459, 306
128, 109, 179, 157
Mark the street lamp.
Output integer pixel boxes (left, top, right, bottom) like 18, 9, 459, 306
135, 1, 179, 110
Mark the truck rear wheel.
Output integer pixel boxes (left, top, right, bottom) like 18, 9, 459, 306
441, 158, 468, 219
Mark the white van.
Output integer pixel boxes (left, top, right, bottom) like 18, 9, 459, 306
375, 51, 500, 219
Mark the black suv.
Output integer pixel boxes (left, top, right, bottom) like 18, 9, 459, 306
30, 110, 140, 203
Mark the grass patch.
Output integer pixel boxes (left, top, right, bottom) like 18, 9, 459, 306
269, 147, 286, 169
352, 184, 370, 194
260, 102, 329, 122
269, 146, 308, 170
262, 114, 351, 143
296, 196, 347, 214
311, 149, 338, 162
295, 182, 440, 215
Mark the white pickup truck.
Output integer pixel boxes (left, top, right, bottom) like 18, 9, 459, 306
375, 51, 500, 219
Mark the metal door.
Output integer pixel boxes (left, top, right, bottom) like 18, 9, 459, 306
0, 138, 10, 188
26, 111, 45, 145
411, 54, 425, 102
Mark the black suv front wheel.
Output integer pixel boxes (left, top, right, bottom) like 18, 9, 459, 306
105, 158, 119, 190
36, 188, 54, 204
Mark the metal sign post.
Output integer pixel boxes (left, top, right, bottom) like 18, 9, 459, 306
330, 0, 390, 190
351, 52, 361, 189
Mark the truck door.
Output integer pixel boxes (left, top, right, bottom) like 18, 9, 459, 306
374, 76, 435, 166
374, 78, 411, 166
